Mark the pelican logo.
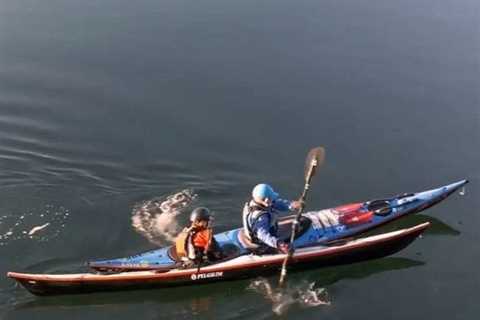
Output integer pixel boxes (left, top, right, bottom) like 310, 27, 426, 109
191, 272, 223, 281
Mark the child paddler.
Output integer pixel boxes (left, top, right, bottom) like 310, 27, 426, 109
242, 184, 303, 254
175, 207, 222, 267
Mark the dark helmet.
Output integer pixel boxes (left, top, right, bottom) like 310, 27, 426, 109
190, 207, 211, 223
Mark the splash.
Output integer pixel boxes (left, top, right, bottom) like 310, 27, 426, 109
248, 278, 330, 315
28, 222, 51, 236
131, 189, 197, 245
0, 205, 70, 246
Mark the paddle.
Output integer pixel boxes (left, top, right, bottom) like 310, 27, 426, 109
279, 146, 325, 287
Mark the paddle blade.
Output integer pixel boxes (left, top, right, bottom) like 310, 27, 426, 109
304, 147, 325, 179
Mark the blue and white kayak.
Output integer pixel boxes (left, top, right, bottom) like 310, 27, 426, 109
87, 179, 467, 272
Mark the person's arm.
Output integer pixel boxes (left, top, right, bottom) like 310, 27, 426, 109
272, 198, 292, 211
273, 198, 303, 211
253, 214, 280, 249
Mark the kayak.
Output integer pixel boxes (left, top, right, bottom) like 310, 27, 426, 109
87, 180, 467, 272
7, 179, 467, 296
8, 222, 429, 296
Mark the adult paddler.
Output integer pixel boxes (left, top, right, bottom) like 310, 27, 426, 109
242, 184, 303, 254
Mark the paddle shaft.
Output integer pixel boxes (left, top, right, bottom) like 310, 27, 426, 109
278, 158, 317, 286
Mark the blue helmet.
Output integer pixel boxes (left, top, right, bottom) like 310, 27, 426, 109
252, 184, 279, 201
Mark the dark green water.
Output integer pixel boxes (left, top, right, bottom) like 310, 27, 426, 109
0, 0, 478, 318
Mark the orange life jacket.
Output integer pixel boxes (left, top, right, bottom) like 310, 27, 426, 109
192, 228, 213, 250
175, 226, 213, 261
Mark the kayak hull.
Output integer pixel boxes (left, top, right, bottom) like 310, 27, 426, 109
8, 223, 429, 296
87, 180, 467, 272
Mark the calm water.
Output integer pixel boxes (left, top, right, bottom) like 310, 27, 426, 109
1, 0, 479, 318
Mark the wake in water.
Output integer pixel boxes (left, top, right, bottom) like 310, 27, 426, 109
131, 189, 197, 245
0, 205, 70, 246
248, 278, 330, 315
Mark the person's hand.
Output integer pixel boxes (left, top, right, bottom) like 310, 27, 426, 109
290, 200, 304, 210
277, 241, 290, 254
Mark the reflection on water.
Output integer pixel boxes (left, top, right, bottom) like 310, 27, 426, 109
8, 279, 245, 314
304, 257, 425, 287
246, 256, 424, 315
248, 278, 330, 315
190, 296, 213, 316
363, 214, 460, 237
